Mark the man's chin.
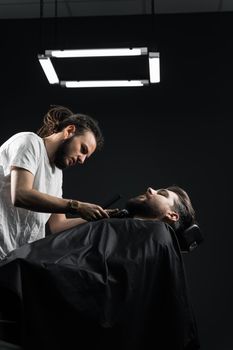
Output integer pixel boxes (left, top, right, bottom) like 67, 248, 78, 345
125, 198, 142, 216
125, 197, 158, 219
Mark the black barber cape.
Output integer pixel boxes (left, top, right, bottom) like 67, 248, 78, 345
0, 219, 200, 350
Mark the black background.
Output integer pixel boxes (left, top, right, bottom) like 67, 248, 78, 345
0, 12, 232, 350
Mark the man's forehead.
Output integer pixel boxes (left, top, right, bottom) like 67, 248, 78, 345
166, 189, 179, 202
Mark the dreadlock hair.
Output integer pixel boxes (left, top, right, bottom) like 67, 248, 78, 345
36, 105, 104, 150
166, 185, 196, 234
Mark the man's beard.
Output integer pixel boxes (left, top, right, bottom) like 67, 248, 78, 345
53, 137, 74, 169
125, 196, 162, 219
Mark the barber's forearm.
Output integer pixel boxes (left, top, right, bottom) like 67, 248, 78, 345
12, 188, 70, 213
49, 216, 87, 234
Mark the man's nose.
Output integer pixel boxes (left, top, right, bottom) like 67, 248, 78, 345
147, 187, 156, 195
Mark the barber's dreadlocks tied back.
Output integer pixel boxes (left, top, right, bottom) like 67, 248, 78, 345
37, 105, 74, 138
36, 105, 104, 150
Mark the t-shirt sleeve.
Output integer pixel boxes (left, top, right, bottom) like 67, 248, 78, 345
1, 133, 41, 176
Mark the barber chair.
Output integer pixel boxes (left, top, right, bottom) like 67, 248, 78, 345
176, 224, 204, 253
0, 289, 22, 349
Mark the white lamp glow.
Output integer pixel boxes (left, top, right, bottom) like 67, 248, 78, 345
149, 52, 160, 83
38, 56, 59, 84
60, 80, 148, 88
45, 48, 148, 58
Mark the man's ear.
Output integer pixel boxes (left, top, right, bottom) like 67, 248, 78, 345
165, 211, 179, 223
63, 125, 76, 139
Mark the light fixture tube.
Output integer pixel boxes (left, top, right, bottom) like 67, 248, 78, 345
45, 48, 148, 58
38, 55, 59, 84
149, 52, 160, 83
60, 80, 149, 88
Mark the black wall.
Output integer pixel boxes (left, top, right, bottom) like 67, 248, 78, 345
1, 12, 232, 350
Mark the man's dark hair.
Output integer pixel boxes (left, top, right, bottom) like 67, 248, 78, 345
37, 105, 104, 150
167, 186, 196, 234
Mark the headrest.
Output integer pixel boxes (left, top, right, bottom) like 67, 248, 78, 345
175, 224, 204, 253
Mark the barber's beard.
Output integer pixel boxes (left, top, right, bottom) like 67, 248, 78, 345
53, 137, 73, 169
125, 197, 163, 219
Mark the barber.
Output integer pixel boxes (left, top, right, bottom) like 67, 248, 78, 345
0, 105, 109, 260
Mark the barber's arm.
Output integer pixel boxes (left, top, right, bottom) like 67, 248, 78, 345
10, 167, 109, 224
47, 213, 86, 234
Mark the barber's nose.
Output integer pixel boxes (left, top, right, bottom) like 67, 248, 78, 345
78, 155, 86, 164
147, 187, 156, 195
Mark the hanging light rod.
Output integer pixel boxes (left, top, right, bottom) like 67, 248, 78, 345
45, 47, 148, 58
60, 80, 149, 88
149, 52, 160, 83
38, 55, 59, 84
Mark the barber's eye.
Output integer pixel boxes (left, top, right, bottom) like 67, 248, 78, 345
81, 145, 88, 154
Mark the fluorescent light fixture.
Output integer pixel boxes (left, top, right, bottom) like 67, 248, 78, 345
45, 48, 148, 58
38, 55, 59, 84
38, 48, 160, 87
60, 80, 149, 88
149, 52, 160, 83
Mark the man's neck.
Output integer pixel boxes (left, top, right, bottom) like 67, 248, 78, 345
133, 215, 159, 221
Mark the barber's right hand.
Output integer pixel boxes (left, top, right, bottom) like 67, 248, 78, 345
78, 201, 109, 221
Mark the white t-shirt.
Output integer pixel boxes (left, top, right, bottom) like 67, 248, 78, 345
0, 132, 63, 259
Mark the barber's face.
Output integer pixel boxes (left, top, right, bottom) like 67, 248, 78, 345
54, 131, 97, 169
125, 187, 179, 220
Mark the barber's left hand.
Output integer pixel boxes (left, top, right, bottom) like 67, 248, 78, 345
105, 208, 120, 217
78, 202, 109, 221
